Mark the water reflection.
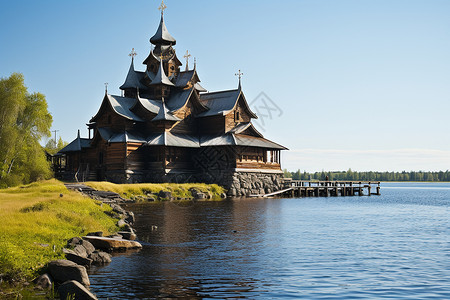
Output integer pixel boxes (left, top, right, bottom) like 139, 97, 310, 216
89, 184, 450, 299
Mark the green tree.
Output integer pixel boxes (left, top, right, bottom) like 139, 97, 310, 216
0, 73, 53, 187
44, 137, 68, 155
283, 169, 293, 178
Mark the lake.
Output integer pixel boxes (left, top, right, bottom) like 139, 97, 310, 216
89, 182, 450, 299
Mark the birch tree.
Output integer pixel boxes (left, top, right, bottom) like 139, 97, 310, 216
0, 73, 53, 187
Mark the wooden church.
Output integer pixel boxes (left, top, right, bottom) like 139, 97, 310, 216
57, 2, 287, 196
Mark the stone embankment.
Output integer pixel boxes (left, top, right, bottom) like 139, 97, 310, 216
33, 184, 142, 299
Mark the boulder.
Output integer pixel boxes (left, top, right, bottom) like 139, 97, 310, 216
110, 203, 126, 215
118, 221, 133, 232
47, 260, 90, 286
221, 193, 227, 199
195, 192, 207, 199
34, 273, 53, 290
117, 219, 127, 228
73, 245, 88, 258
81, 240, 95, 256
83, 236, 142, 252
158, 190, 172, 199
89, 250, 112, 265
86, 232, 103, 237
107, 234, 123, 239
66, 237, 83, 248
58, 280, 98, 300
65, 252, 93, 267
118, 231, 137, 241
125, 211, 135, 224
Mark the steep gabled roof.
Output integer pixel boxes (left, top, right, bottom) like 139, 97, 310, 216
150, 59, 174, 86
150, 14, 176, 45
197, 89, 257, 118
194, 82, 207, 92
96, 128, 146, 143
147, 132, 200, 148
229, 123, 264, 138
197, 89, 240, 117
175, 70, 201, 88
58, 131, 91, 153
200, 133, 287, 150
91, 94, 144, 123
165, 88, 194, 112
234, 134, 288, 150
120, 59, 147, 90
133, 94, 160, 114
152, 99, 180, 122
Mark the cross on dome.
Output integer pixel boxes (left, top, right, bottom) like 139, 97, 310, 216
184, 50, 191, 70
158, 0, 167, 15
129, 48, 137, 60
235, 69, 243, 80
235, 69, 243, 88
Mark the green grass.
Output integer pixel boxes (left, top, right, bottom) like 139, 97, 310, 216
0, 179, 119, 283
84, 181, 226, 201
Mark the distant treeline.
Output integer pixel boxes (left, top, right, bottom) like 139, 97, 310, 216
283, 169, 450, 182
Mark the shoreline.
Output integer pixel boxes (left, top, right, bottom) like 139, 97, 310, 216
0, 180, 226, 299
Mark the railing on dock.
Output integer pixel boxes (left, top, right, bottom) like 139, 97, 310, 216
271, 180, 381, 198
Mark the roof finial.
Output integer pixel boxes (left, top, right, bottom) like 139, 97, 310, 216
104, 82, 108, 94
184, 50, 191, 71
235, 69, 243, 89
158, 0, 167, 15
129, 48, 137, 62
194, 57, 197, 70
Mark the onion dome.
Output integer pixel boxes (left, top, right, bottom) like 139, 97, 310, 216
150, 14, 176, 46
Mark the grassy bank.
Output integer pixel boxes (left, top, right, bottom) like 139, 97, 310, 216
84, 181, 226, 201
0, 179, 119, 285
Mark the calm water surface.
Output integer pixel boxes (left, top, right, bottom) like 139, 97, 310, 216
89, 182, 450, 299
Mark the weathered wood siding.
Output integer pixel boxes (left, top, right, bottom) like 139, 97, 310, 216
106, 143, 126, 170
225, 98, 253, 132
198, 115, 225, 135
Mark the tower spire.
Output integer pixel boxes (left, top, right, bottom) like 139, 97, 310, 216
184, 50, 191, 71
150, 1, 176, 46
235, 69, 243, 90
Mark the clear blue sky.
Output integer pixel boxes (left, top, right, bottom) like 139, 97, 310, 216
1, 0, 449, 172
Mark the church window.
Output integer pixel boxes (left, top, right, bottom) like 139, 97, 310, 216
236, 111, 240, 121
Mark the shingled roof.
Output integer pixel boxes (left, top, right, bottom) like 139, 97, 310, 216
150, 14, 176, 46
197, 89, 257, 118
58, 131, 91, 153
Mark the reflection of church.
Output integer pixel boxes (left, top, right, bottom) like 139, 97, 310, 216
57, 1, 287, 196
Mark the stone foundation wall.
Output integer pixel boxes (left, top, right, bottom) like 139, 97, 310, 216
102, 169, 283, 198
227, 172, 283, 197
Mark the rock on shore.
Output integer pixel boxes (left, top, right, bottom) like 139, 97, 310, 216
83, 236, 142, 252
47, 260, 90, 287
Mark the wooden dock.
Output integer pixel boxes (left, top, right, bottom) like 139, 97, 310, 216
252, 180, 381, 198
